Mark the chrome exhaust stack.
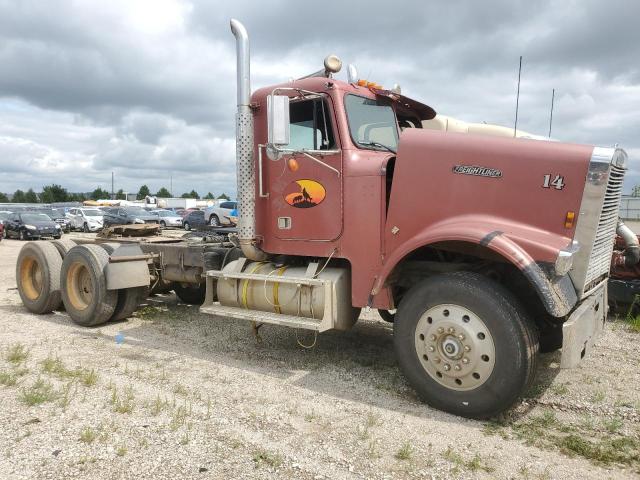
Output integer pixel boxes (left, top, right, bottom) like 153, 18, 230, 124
230, 18, 268, 261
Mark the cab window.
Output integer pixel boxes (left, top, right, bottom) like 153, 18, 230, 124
288, 98, 336, 151
345, 94, 399, 151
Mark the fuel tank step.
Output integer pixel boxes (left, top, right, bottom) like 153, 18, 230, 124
199, 303, 324, 331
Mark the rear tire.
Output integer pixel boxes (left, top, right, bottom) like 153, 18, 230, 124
394, 272, 539, 419
174, 283, 206, 305
16, 241, 63, 314
51, 239, 77, 258
111, 287, 149, 321
184, 222, 191, 231
61, 245, 117, 327
160, 221, 166, 229
83, 223, 89, 233
19, 230, 26, 241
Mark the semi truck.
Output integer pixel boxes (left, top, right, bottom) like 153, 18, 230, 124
14, 19, 629, 418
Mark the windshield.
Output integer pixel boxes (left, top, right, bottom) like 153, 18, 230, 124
126, 208, 147, 215
345, 94, 399, 151
0, 212, 11, 221
83, 209, 101, 217
22, 213, 51, 222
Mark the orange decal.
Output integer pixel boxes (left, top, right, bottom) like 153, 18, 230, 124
284, 179, 326, 208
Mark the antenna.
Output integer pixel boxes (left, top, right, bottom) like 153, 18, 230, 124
548, 88, 555, 138
514, 56, 522, 137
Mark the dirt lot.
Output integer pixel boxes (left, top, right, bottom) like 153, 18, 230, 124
0, 236, 639, 479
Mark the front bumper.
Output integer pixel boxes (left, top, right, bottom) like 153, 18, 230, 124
560, 283, 607, 368
87, 223, 103, 232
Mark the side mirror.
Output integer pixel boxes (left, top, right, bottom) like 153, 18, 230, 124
267, 94, 290, 151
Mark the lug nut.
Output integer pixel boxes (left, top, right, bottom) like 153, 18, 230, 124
462, 357, 469, 364
454, 365, 461, 371
443, 364, 451, 371
457, 334, 465, 341
430, 334, 437, 341
464, 345, 471, 352
437, 327, 444, 334
428, 346, 435, 352
448, 327, 455, 334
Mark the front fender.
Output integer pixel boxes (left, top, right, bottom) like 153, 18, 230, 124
377, 215, 577, 317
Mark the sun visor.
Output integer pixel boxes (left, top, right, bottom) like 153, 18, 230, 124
372, 88, 437, 120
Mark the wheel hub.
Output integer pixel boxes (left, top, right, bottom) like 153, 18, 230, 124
415, 304, 496, 391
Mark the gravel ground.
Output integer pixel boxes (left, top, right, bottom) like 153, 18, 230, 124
0, 235, 639, 479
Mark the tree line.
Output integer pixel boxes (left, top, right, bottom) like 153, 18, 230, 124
0, 184, 230, 203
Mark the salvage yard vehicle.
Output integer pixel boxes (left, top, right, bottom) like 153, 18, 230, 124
101, 206, 159, 227
14, 19, 629, 419
150, 209, 183, 229
182, 209, 206, 231
66, 207, 104, 232
34, 208, 72, 233
203, 200, 237, 226
6, 212, 62, 240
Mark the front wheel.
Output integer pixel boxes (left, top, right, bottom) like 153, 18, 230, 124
159, 221, 166, 229
209, 215, 220, 227
183, 222, 190, 231
394, 272, 538, 419
19, 230, 26, 241
83, 223, 89, 233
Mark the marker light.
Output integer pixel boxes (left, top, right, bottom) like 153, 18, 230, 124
357, 79, 367, 86
564, 211, 575, 229
287, 158, 299, 172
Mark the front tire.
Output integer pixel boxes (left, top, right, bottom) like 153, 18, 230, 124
183, 222, 190, 231
394, 272, 538, 419
83, 223, 89, 233
160, 221, 166, 229
19, 230, 26, 241
209, 215, 220, 227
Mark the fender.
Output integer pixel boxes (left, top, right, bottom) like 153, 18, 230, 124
376, 215, 578, 317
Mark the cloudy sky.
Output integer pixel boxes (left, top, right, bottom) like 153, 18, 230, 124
0, 0, 638, 198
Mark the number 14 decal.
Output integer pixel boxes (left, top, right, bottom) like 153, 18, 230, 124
543, 174, 565, 190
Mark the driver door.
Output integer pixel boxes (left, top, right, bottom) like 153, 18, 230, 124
266, 96, 343, 241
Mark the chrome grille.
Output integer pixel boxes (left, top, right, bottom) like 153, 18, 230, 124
583, 163, 625, 291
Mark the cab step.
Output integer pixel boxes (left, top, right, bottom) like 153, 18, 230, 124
199, 303, 324, 331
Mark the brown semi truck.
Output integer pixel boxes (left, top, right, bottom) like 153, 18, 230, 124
15, 19, 629, 418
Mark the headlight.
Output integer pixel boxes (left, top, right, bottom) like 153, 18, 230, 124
25, 225, 36, 230
134, 218, 144, 224
55, 224, 61, 229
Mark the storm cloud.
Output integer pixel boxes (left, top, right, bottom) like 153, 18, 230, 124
0, 0, 638, 197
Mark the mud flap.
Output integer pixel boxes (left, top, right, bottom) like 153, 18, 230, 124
560, 283, 607, 368
104, 244, 151, 290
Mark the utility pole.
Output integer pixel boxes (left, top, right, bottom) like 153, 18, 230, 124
548, 88, 555, 138
170, 173, 173, 198
111, 171, 114, 199
514, 56, 522, 137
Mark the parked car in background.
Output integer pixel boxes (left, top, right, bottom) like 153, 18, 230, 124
0, 221, 4, 241
0, 211, 12, 238
179, 207, 200, 218
4, 212, 62, 240
102, 207, 160, 227
34, 208, 71, 232
149, 209, 183, 228
66, 207, 104, 232
203, 201, 237, 226
182, 210, 206, 230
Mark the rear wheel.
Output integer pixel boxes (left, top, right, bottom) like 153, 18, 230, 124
174, 283, 206, 305
61, 245, 117, 327
183, 222, 191, 231
51, 239, 77, 258
83, 223, 89, 233
16, 241, 63, 313
160, 220, 166, 229
209, 215, 220, 227
19, 230, 26, 241
112, 287, 149, 321
394, 272, 538, 419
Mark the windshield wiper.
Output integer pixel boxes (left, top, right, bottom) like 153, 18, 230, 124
357, 141, 397, 154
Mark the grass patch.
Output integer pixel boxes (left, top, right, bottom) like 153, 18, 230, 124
484, 408, 640, 468
19, 378, 56, 406
395, 442, 413, 460
41, 356, 98, 387
252, 449, 283, 469
6, 343, 29, 364
116, 445, 127, 457
79, 426, 97, 444
169, 404, 190, 431
110, 385, 135, 414
135, 305, 164, 319
623, 298, 640, 333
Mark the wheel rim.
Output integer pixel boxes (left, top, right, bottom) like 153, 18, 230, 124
210, 217, 218, 226
20, 231, 25, 240
20, 256, 43, 301
414, 304, 496, 391
66, 261, 93, 311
